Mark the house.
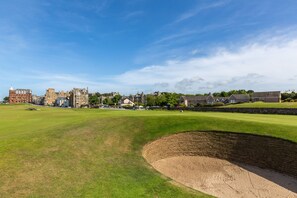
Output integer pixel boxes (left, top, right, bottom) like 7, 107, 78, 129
252, 91, 281, 103
44, 88, 57, 106
69, 88, 89, 108
32, 95, 44, 105
9, 87, 32, 104
44, 88, 70, 106
214, 97, 229, 103
229, 94, 250, 103
134, 92, 146, 104
180, 94, 215, 107
56, 97, 69, 107
126, 92, 146, 104
120, 98, 135, 107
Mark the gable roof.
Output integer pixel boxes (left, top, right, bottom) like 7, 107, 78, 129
214, 97, 229, 100
230, 94, 250, 100
253, 91, 281, 97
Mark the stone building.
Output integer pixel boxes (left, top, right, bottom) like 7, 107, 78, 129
214, 97, 229, 103
252, 91, 281, 103
44, 88, 70, 106
9, 87, 32, 104
134, 92, 146, 104
180, 94, 215, 107
32, 95, 44, 105
228, 94, 250, 103
127, 92, 146, 105
69, 88, 89, 108
44, 88, 57, 106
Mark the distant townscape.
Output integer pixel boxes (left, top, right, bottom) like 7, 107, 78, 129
3, 87, 295, 108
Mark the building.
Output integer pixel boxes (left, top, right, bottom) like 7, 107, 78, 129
44, 88, 57, 106
125, 92, 146, 105
9, 87, 32, 104
252, 91, 281, 103
32, 95, 44, 105
214, 97, 229, 103
134, 92, 146, 104
120, 98, 135, 107
228, 94, 250, 103
44, 88, 70, 106
69, 88, 89, 108
56, 97, 69, 107
180, 94, 215, 107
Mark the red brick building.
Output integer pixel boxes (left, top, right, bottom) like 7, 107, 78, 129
9, 87, 32, 104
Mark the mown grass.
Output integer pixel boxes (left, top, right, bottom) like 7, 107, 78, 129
222, 101, 297, 108
0, 105, 297, 197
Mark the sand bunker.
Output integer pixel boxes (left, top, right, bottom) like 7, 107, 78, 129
153, 156, 297, 198
143, 132, 297, 198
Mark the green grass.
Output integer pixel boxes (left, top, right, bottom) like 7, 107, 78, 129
221, 101, 297, 108
1, 105, 297, 197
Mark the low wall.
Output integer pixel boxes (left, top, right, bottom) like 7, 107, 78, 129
143, 132, 297, 178
168, 107, 297, 115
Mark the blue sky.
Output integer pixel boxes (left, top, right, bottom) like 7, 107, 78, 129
1, 0, 297, 98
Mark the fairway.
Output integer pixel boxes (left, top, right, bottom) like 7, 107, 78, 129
1, 105, 297, 197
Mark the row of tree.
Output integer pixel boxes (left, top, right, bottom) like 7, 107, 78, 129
281, 91, 297, 102
146, 93, 183, 107
88, 94, 122, 106
212, 90, 254, 97
88, 90, 297, 107
88, 92, 184, 107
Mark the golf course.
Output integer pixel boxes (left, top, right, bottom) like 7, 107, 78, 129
1, 104, 297, 197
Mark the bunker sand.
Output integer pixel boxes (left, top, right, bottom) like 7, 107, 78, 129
143, 132, 297, 198
152, 156, 297, 198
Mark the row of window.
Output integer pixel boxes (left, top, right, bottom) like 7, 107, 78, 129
10, 100, 31, 103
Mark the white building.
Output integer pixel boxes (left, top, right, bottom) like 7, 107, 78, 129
120, 98, 135, 107
56, 97, 69, 107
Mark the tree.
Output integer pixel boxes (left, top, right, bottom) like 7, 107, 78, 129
103, 98, 112, 105
112, 94, 122, 105
155, 94, 167, 106
89, 95, 99, 106
220, 91, 228, 97
146, 95, 156, 106
212, 92, 221, 97
282, 91, 296, 100
247, 90, 254, 95
3, 97, 9, 103
95, 92, 101, 97
165, 93, 181, 107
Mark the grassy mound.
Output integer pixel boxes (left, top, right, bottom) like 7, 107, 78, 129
1, 105, 297, 197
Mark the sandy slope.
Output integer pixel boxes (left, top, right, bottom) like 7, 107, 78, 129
152, 156, 297, 198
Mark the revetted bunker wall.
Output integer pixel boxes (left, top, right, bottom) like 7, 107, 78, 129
143, 132, 297, 178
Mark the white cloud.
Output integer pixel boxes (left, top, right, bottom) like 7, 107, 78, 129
115, 37, 297, 93
191, 49, 200, 55
2, 35, 297, 99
